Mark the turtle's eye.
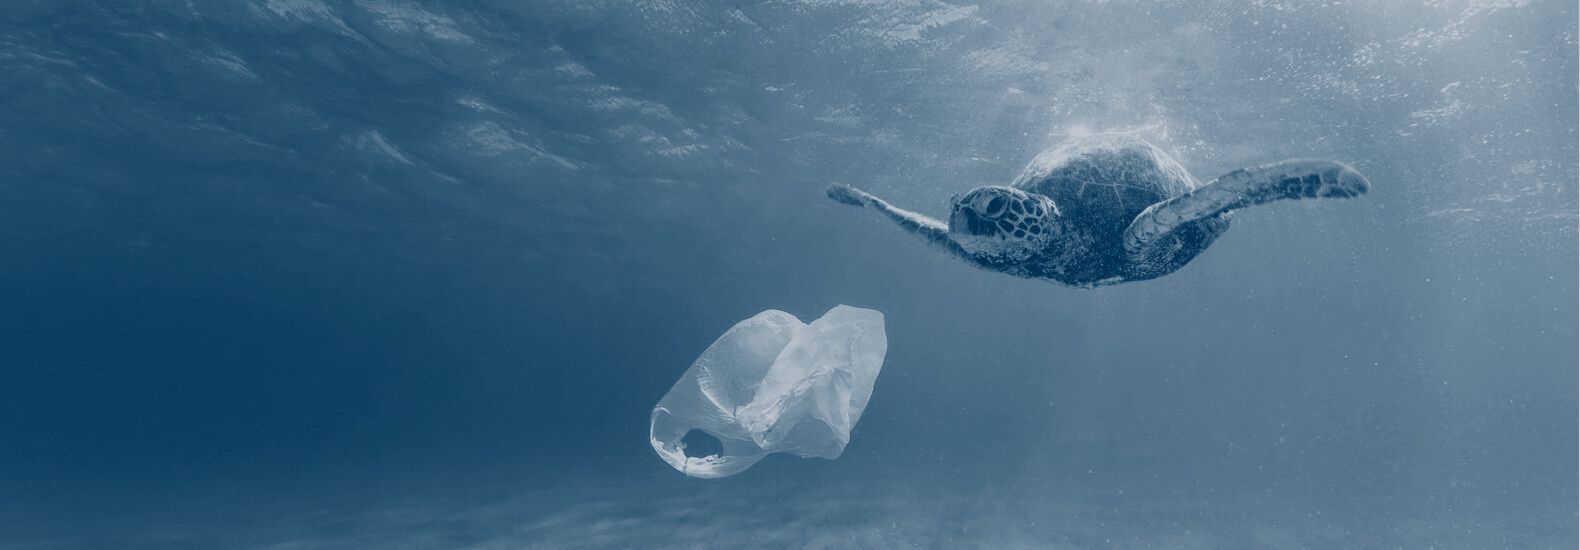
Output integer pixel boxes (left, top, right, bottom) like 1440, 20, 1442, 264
978, 195, 1008, 218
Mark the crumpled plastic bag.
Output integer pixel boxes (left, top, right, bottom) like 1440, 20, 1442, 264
649, 305, 887, 478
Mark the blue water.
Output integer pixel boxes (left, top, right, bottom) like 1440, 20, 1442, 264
1, 1, 1574, 548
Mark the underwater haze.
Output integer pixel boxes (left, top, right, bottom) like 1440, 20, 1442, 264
1, 1, 1575, 548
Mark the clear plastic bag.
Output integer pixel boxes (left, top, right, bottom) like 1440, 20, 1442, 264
649, 305, 887, 478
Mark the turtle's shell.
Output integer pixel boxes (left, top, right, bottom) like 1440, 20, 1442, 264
1011, 134, 1199, 247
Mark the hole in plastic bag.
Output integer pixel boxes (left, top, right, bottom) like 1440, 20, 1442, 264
680, 429, 724, 459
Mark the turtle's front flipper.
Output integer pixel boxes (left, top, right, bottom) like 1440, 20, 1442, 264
1122, 160, 1369, 274
826, 183, 971, 261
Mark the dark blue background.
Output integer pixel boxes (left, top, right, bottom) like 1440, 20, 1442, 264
1, 1, 1574, 547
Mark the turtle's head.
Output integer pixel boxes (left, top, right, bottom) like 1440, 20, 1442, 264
947, 186, 1059, 264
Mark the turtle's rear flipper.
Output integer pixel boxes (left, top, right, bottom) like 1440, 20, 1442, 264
1122, 159, 1369, 273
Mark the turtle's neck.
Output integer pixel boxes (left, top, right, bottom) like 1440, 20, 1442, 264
1024, 207, 1108, 284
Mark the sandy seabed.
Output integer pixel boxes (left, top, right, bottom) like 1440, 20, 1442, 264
16, 468, 1569, 550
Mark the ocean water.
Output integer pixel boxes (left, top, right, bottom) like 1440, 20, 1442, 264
1, 1, 1575, 548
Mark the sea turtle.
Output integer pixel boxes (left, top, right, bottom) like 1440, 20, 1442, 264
827, 134, 1370, 287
